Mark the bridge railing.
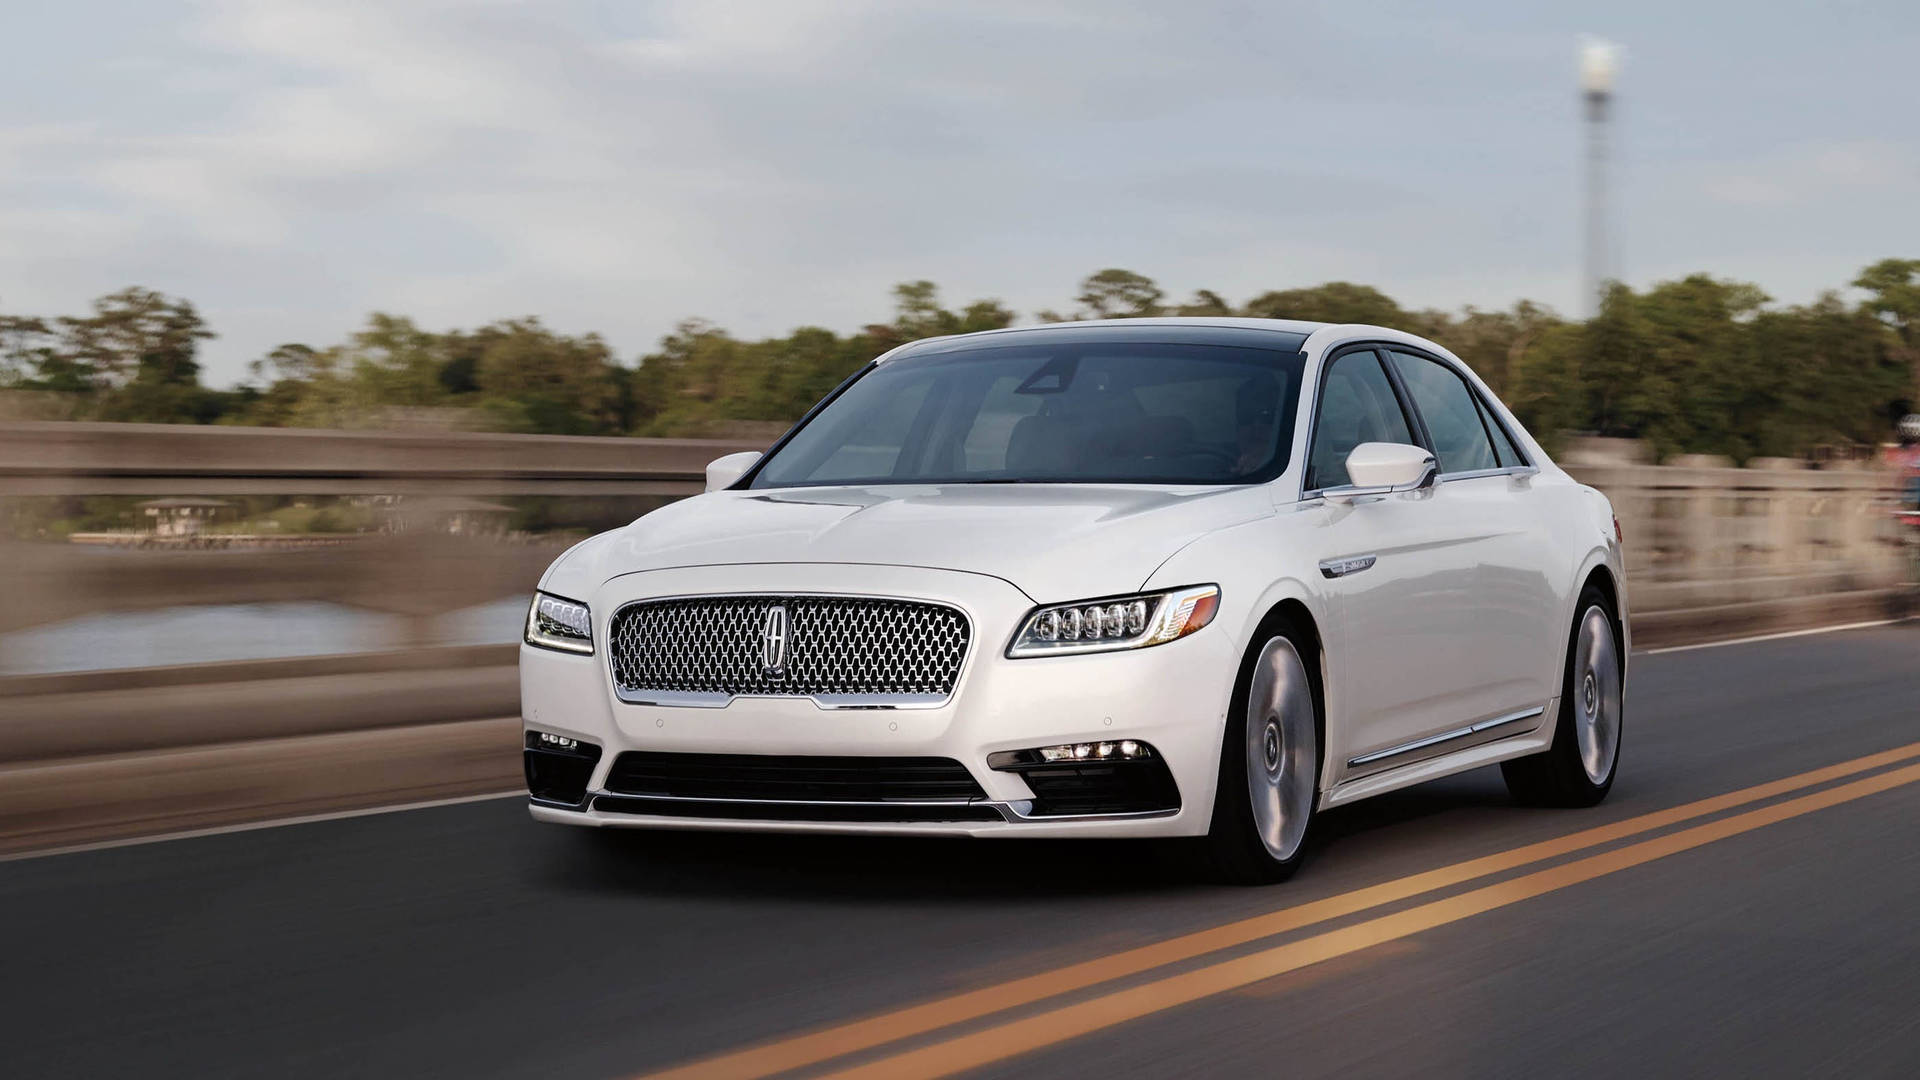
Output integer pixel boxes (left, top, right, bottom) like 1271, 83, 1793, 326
1561, 438, 1911, 641
0, 423, 1910, 853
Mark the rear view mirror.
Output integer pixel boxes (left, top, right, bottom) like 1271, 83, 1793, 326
1324, 442, 1437, 504
705, 451, 761, 492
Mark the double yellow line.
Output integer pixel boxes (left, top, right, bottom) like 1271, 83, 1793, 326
641, 742, 1920, 1080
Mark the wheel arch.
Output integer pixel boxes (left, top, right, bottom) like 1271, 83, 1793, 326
1567, 548, 1629, 687
1233, 591, 1330, 796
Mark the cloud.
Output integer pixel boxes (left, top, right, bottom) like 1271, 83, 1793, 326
1, 1, 1917, 386
1701, 140, 1916, 207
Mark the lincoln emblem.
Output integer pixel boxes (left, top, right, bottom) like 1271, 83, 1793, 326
761, 604, 790, 678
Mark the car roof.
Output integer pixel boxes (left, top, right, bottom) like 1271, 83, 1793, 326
880, 316, 1331, 362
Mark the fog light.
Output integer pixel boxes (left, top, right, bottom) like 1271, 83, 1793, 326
524, 731, 603, 807
984, 739, 1179, 817
990, 740, 1157, 768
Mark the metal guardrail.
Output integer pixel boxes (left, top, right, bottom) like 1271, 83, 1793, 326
0, 422, 769, 852
0, 420, 764, 495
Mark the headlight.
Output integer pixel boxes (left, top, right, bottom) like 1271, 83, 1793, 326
1006, 585, 1219, 658
525, 591, 593, 655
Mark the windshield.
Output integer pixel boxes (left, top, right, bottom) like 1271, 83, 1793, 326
749, 341, 1304, 487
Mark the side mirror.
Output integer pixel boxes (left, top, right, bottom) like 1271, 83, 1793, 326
705, 451, 761, 492
1324, 442, 1437, 504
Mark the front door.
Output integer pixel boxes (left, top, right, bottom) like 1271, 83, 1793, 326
1304, 347, 1552, 779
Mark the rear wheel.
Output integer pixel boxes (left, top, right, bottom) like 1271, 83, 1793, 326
1502, 584, 1622, 806
1203, 625, 1320, 884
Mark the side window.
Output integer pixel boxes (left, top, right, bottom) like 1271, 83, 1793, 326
1307, 350, 1415, 490
1474, 394, 1528, 468
1388, 351, 1498, 474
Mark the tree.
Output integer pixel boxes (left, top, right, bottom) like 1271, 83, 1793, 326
1239, 281, 1407, 326
1853, 258, 1920, 402
340, 313, 445, 410
1437, 301, 1562, 397
0, 313, 55, 385
56, 287, 214, 392
1073, 269, 1164, 319
1853, 258, 1920, 346
1172, 289, 1235, 317
44, 288, 227, 423
884, 281, 1016, 343
473, 318, 628, 435
7, 264, 1917, 455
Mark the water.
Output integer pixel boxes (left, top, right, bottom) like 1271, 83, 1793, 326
0, 597, 529, 675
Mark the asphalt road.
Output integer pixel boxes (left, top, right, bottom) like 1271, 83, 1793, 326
3, 624, 1917, 1079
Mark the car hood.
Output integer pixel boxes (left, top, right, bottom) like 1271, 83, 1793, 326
541, 484, 1274, 604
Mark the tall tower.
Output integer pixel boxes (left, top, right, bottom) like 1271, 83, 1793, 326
1580, 39, 1621, 318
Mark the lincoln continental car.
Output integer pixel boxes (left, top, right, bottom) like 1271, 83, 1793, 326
520, 319, 1626, 881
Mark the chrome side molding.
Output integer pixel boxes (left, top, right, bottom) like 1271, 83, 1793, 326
1346, 705, 1546, 768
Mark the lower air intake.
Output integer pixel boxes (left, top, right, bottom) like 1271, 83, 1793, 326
1004, 758, 1181, 817
603, 752, 987, 803
524, 734, 603, 807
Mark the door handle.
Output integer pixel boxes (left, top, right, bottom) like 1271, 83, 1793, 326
1318, 554, 1377, 579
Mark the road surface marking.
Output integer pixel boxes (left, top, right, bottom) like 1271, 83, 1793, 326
820, 761, 1920, 1080
0, 790, 523, 864
636, 741, 1920, 1080
1642, 618, 1906, 655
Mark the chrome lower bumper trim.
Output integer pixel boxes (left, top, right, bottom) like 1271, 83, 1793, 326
561, 791, 1179, 825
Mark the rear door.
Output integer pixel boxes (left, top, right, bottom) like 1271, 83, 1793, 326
1381, 348, 1560, 729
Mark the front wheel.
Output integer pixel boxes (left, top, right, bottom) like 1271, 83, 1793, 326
1502, 584, 1623, 807
1202, 627, 1321, 884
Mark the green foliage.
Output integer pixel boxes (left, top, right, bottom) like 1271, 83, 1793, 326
2, 287, 226, 422
629, 283, 1014, 436
1853, 258, 1920, 346
1241, 281, 1407, 327
1074, 269, 1165, 319
4, 263, 1915, 461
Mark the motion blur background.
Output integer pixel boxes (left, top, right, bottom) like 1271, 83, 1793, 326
1, 1, 1917, 853
3, 6, 1920, 1079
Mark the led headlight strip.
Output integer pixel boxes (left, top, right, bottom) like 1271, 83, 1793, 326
1006, 584, 1219, 658
525, 591, 594, 654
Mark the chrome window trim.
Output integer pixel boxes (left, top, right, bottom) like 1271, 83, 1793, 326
1296, 340, 1535, 498
1436, 464, 1541, 484
1300, 464, 1538, 502
605, 591, 976, 711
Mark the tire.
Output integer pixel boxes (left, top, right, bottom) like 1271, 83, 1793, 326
1202, 620, 1322, 884
1502, 583, 1623, 807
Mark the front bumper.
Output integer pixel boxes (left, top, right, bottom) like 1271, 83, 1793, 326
520, 563, 1237, 839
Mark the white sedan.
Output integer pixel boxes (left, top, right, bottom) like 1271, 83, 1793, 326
520, 318, 1626, 882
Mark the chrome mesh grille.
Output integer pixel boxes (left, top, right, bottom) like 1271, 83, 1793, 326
608, 596, 971, 702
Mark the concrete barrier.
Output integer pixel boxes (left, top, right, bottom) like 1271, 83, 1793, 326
1562, 437, 1914, 646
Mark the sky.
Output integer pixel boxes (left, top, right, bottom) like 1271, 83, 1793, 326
2, 0, 1916, 387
